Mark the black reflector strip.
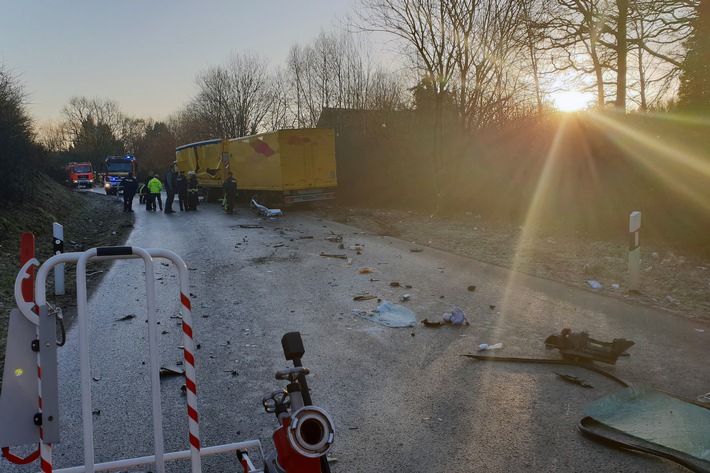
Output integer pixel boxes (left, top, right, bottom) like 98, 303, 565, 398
96, 247, 132, 257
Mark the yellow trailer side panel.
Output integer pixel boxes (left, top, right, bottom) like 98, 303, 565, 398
228, 133, 283, 190
278, 128, 337, 191
228, 128, 337, 192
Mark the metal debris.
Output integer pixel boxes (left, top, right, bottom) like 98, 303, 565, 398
320, 253, 348, 259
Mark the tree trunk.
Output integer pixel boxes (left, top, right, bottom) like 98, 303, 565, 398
615, 0, 629, 111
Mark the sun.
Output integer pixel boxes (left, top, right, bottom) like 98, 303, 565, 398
552, 90, 591, 112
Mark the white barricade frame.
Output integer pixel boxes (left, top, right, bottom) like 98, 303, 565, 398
3, 246, 264, 473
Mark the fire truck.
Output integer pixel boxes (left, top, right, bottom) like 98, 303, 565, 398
103, 155, 137, 195
63, 162, 94, 188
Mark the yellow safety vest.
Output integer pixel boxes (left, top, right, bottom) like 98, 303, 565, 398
147, 178, 163, 193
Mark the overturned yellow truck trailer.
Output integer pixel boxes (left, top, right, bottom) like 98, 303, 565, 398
175, 128, 337, 205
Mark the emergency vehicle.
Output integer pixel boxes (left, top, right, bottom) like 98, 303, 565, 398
103, 155, 137, 195
63, 162, 94, 188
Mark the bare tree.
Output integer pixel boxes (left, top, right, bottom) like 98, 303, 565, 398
121, 117, 149, 155
286, 28, 409, 128
61, 96, 125, 143
264, 66, 296, 130
521, 0, 551, 115
189, 52, 274, 138
227, 53, 274, 135
36, 121, 71, 152
627, 0, 697, 110
544, 0, 696, 110
167, 108, 211, 146
368, 69, 408, 109
545, 0, 614, 107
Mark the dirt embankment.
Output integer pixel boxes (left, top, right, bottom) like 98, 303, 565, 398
0, 176, 134, 388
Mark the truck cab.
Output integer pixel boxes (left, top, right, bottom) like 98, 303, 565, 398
103, 155, 137, 195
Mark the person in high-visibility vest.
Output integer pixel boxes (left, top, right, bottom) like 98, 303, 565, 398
187, 171, 199, 211
147, 173, 163, 211
137, 180, 148, 204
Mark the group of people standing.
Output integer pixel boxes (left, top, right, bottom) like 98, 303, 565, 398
120, 163, 200, 213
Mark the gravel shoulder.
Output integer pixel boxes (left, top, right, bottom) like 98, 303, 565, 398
302, 203, 710, 324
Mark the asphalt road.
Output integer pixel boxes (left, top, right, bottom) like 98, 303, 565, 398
3, 194, 709, 472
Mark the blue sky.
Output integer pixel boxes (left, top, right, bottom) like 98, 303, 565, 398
0, 0, 356, 124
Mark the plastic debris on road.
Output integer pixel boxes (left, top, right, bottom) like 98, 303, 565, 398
250, 198, 282, 216
478, 342, 502, 351
587, 280, 603, 289
352, 300, 416, 328
443, 307, 469, 325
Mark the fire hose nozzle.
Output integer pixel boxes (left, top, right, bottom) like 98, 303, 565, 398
287, 406, 335, 458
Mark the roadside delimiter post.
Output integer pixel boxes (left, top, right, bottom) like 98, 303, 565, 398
628, 211, 641, 291
53, 222, 65, 295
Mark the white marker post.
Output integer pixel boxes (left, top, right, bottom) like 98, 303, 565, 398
53, 222, 65, 295
628, 211, 641, 291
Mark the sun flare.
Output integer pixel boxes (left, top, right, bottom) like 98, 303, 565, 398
552, 91, 591, 112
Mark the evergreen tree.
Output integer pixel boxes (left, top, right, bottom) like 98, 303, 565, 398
678, 0, 710, 115
69, 118, 124, 169
0, 65, 39, 202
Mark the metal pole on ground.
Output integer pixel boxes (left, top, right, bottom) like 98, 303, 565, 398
628, 211, 641, 292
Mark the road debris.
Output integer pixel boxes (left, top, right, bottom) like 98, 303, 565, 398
160, 365, 185, 377
582, 386, 710, 470
240, 224, 263, 229
116, 314, 136, 321
320, 253, 348, 259
467, 285, 476, 292
421, 318, 444, 328
250, 198, 282, 216
586, 280, 603, 289
359, 268, 375, 274
545, 328, 634, 364
555, 372, 593, 388
353, 301, 416, 327
353, 295, 377, 301
478, 343, 502, 351
325, 233, 343, 243
443, 307, 469, 325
